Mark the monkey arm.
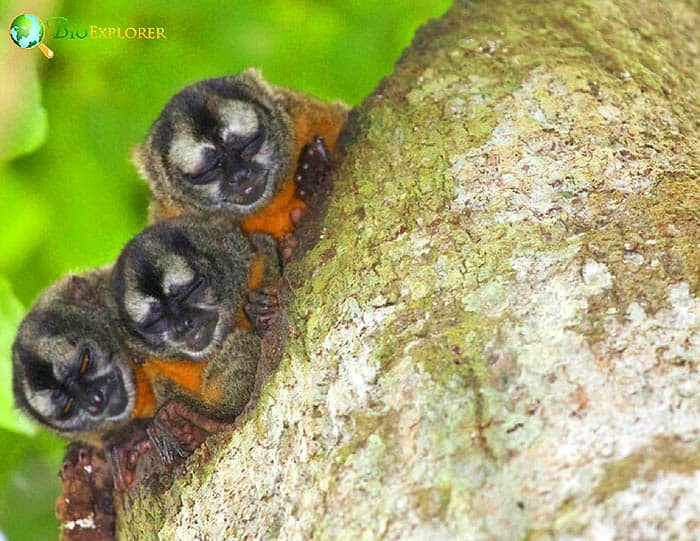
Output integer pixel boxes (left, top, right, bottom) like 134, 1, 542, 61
240, 89, 348, 241
197, 328, 261, 418
142, 328, 260, 420
125, 329, 260, 472
103, 335, 256, 489
247, 232, 282, 287
243, 233, 281, 334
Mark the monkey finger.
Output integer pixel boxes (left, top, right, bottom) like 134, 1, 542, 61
103, 421, 151, 490
247, 288, 279, 308
146, 419, 187, 466
244, 301, 279, 335
310, 135, 330, 163
290, 206, 306, 224
150, 401, 231, 461
162, 400, 231, 435
279, 234, 299, 263
108, 446, 132, 492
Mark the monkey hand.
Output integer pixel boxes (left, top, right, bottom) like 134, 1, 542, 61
281, 135, 331, 262
103, 421, 154, 491
244, 286, 279, 336
149, 400, 231, 460
294, 135, 331, 203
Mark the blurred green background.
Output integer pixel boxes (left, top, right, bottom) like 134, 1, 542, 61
0, 0, 450, 539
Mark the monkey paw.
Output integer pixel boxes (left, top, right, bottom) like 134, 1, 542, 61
150, 401, 232, 462
56, 443, 115, 541
103, 422, 153, 491
279, 233, 298, 263
283, 135, 332, 262
245, 286, 279, 335
295, 135, 331, 201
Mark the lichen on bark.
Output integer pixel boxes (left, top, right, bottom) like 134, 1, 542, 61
118, 1, 700, 539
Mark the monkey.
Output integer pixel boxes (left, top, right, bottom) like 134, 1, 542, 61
10, 267, 174, 490
131, 68, 348, 244
109, 214, 281, 425
11, 268, 152, 446
10, 268, 157, 489
13, 277, 158, 535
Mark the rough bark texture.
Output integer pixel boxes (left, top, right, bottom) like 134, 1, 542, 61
117, 1, 700, 539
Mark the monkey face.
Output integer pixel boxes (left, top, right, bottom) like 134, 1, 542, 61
112, 218, 249, 361
13, 293, 135, 437
135, 71, 295, 217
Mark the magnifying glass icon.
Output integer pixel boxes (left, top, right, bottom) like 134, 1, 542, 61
9, 14, 54, 59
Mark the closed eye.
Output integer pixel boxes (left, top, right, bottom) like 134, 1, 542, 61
240, 128, 265, 160
184, 149, 222, 184
139, 305, 167, 333
141, 315, 170, 334
184, 165, 219, 185
176, 276, 207, 302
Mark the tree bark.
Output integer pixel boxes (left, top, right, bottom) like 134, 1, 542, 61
117, 1, 700, 539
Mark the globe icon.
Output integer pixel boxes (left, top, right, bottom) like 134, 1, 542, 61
9, 13, 54, 58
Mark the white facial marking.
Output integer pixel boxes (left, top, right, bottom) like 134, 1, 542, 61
163, 256, 195, 295
219, 101, 259, 141
36, 333, 72, 364
26, 386, 57, 417
198, 180, 223, 201
253, 138, 275, 168
169, 133, 215, 175
125, 290, 158, 324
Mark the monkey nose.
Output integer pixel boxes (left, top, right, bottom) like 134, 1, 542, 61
87, 389, 106, 415
228, 168, 250, 186
174, 316, 193, 336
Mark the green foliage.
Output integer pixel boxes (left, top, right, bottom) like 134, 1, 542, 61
0, 429, 65, 541
0, 277, 34, 435
0, 1, 450, 539
0, 70, 48, 162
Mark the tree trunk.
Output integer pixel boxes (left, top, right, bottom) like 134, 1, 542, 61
117, 1, 700, 539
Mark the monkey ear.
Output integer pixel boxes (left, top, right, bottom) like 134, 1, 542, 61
239, 67, 283, 106
131, 142, 149, 180
240, 66, 264, 82
60, 275, 103, 310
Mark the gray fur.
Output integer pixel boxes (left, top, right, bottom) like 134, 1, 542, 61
12, 267, 137, 442
133, 68, 297, 220
110, 215, 278, 361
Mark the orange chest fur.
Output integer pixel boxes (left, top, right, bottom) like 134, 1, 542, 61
132, 364, 157, 418
241, 178, 306, 239
159, 178, 304, 240
142, 358, 206, 396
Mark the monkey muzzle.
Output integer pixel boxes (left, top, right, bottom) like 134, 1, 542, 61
221, 166, 268, 206
83, 369, 129, 419
173, 310, 219, 354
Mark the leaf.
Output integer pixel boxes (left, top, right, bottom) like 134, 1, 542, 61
0, 45, 48, 162
0, 276, 36, 435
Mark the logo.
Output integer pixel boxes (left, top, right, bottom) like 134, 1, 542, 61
48, 18, 167, 40
9, 13, 54, 58
8, 14, 167, 59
